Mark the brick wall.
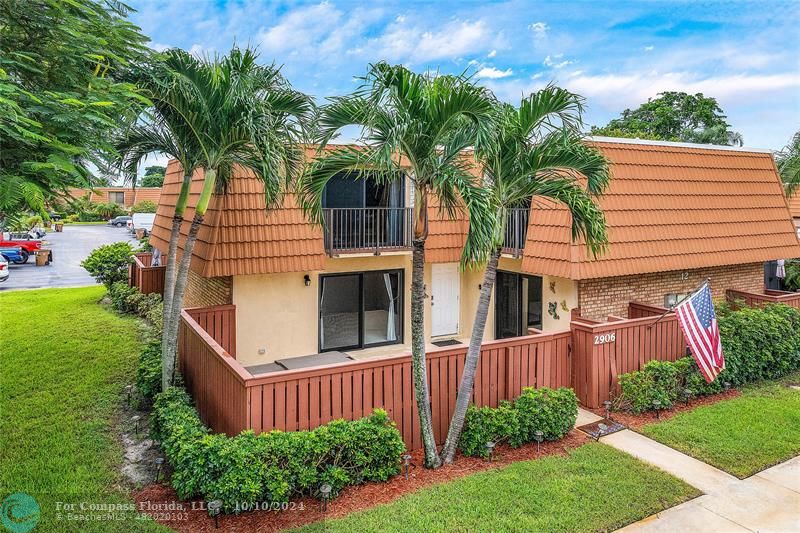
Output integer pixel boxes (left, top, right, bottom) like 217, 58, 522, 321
578, 263, 764, 320
183, 269, 232, 308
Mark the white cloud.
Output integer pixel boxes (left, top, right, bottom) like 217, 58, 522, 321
543, 54, 573, 68
476, 66, 513, 79
528, 22, 549, 37
644, 45, 654, 52
488, 49, 497, 58
372, 18, 497, 63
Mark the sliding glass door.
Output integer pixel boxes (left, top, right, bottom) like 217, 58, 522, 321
319, 270, 403, 352
495, 271, 543, 339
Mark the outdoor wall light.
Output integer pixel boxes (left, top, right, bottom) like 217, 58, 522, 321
485, 441, 496, 461
304, 274, 311, 286
320, 483, 333, 512
534, 430, 544, 453
154, 457, 164, 482
402, 454, 415, 480
207, 500, 222, 528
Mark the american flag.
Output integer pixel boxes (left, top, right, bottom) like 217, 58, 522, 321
674, 283, 724, 382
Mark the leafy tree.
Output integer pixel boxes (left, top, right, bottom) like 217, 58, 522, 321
777, 130, 800, 197
141, 165, 166, 187
118, 47, 312, 391
591, 91, 742, 145
300, 63, 496, 468
0, 0, 150, 215
439, 87, 609, 463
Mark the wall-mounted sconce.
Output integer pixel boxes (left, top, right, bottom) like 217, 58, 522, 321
304, 274, 311, 287
478, 284, 482, 291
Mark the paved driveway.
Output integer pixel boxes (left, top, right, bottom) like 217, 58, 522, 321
0, 224, 139, 291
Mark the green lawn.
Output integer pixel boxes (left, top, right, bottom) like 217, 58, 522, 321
297, 444, 698, 533
0, 287, 165, 532
641, 373, 800, 478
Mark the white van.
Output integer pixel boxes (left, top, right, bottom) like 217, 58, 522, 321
128, 213, 156, 235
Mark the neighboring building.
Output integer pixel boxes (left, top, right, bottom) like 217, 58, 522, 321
788, 191, 800, 237
150, 138, 800, 369
67, 187, 162, 208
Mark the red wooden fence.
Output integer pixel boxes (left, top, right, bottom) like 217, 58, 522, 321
178, 305, 571, 449
570, 303, 687, 408
129, 252, 166, 295
727, 288, 800, 309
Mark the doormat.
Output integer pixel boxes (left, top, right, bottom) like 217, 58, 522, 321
576, 418, 626, 440
432, 339, 463, 347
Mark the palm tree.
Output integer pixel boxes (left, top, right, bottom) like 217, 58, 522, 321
300, 63, 496, 468
777, 130, 800, 197
116, 49, 204, 391
439, 88, 610, 463
160, 47, 312, 388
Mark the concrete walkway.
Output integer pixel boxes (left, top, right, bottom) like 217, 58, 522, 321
573, 406, 800, 533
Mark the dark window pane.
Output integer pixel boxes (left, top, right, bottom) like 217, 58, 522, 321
320, 275, 360, 350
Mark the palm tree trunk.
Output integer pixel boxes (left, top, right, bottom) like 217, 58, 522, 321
411, 239, 440, 468
410, 184, 440, 468
164, 169, 216, 388
160, 173, 191, 392
439, 247, 501, 463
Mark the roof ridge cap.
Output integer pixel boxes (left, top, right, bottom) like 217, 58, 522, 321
587, 136, 774, 154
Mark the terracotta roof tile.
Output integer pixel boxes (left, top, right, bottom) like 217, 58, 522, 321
788, 192, 800, 219
522, 139, 800, 279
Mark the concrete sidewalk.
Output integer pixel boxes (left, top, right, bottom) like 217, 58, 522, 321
579, 407, 800, 533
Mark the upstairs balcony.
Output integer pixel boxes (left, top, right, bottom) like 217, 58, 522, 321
502, 207, 529, 258
321, 171, 410, 256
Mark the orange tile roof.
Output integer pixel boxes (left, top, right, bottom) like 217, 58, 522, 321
133, 188, 162, 204
521, 138, 800, 279
787, 191, 800, 219
150, 146, 471, 276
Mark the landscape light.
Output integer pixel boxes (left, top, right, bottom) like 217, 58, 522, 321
534, 430, 544, 453
402, 454, 414, 480
597, 423, 608, 440
154, 457, 164, 482
485, 441, 496, 461
724, 382, 731, 392
207, 500, 222, 528
125, 385, 133, 405
603, 400, 612, 419
683, 388, 693, 405
652, 399, 662, 419
320, 483, 332, 512
131, 415, 141, 436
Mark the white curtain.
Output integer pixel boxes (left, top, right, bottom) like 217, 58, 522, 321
384, 273, 396, 341
776, 259, 786, 279
320, 279, 326, 348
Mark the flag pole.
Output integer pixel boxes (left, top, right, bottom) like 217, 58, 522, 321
647, 278, 710, 329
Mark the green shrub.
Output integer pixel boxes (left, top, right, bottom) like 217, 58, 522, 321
151, 387, 405, 513
82, 242, 134, 289
109, 281, 138, 312
65, 214, 80, 223
78, 210, 105, 222
132, 200, 158, 213
459, 387, 577, 458
459, 402, 520, 457
784, 260, 800, 291
617, 304, 800, 413
718, 303, 800, 385
145, 304, 164, 337
136, 341, 161, 404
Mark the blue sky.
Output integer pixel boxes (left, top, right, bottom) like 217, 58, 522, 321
128, 0, 799, 158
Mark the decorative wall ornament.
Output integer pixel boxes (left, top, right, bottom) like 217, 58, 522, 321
548, 301, 560, 320
560, 300, 569, 311
549, 281, 556, 293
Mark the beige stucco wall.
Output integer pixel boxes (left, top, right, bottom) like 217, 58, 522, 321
233, 254, 577, 366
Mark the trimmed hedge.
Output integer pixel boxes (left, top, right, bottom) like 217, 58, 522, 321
152, 387, 405, 513
459, 387, 578, 458
617, 303, 800, 413
136, 341, 161, 404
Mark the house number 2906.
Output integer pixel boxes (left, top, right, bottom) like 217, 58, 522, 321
594, 333, 616, 345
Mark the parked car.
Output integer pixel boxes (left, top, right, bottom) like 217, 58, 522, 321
0, 246, 25, 265
0, 232, 42, 264
108, 215, 132, 227
0, 256, 8, 283
128, 213, 156, 236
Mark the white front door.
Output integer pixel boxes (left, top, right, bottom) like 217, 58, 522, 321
431, 263, 459, 337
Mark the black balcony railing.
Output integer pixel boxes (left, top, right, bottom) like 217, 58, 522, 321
502, 208, 529, 257
323, 207, 413, 256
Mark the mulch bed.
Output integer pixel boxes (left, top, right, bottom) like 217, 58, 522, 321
133, 430, 590, 532
592, 389, 741, 431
